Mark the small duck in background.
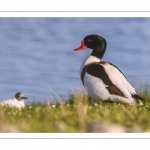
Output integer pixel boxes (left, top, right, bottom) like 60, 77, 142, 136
0, 92, 27, 109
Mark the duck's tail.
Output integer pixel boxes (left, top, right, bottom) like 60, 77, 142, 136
132, 94, 145, 105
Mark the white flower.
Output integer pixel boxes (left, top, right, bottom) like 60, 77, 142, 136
94, 103, 98, 106
88, 106, 92, 109
29, 106, 32, 109
52, 104, 56, 108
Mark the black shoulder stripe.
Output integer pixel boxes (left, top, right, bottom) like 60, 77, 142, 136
85, 63, 113, 85
81, 65, 89, 85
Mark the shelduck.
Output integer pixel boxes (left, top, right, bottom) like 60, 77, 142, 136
74, 34, 144, 105
0, 92, 27, 109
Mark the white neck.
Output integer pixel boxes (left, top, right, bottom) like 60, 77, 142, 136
13, 98, 24, 103
80, 55, 100, 74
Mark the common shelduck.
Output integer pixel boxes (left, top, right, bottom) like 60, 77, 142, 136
0, 92, 27, 109
74, 34, 144, 105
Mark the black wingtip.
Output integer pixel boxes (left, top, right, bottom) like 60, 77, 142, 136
132, 94, 145, 105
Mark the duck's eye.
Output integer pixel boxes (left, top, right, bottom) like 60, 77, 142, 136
87, 39, 92, 42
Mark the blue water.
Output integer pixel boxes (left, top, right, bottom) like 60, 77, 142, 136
0, 18, 149, 103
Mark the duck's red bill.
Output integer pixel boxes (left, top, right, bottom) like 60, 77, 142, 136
74, 40, 87, 51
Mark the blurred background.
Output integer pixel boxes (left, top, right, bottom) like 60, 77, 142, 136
0, 17, 149, 103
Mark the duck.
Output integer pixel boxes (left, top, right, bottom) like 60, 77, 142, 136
0, 92, 27, 109
74, 34, 144, 105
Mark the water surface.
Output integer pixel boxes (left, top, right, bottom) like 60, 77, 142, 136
0, 18, 149, 103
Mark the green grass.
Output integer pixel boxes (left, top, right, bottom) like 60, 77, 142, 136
0, 90, 150, 132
